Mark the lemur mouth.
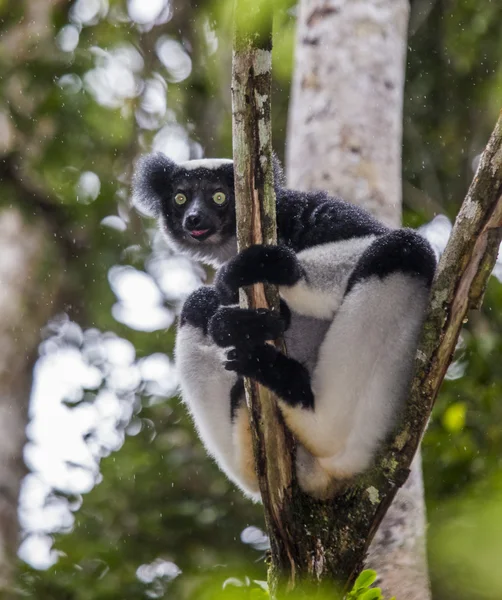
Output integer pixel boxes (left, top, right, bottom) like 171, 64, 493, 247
189, 229, 211, 240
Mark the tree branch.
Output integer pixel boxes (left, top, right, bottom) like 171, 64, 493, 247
339, 110, 502, 592
231, 2, 299, 595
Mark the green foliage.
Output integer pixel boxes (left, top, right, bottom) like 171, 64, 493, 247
347, 570, 395, 600
350, 569, 378, 592
429, 473, 502, 600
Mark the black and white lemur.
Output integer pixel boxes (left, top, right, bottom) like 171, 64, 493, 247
132, 154, 436, 501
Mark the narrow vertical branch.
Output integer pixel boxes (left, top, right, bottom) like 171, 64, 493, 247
232, 4, 502, 596
231, 0, 296, 594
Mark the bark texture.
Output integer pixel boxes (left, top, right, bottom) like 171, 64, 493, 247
286, 1, 430, 598
0, 208, 62, 592
231, 2, 296, 594
287, 0, 408, 228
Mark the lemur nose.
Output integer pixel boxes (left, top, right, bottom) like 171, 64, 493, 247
185, 213, 202, 230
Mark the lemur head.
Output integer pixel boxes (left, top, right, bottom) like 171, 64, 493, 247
132, 155, 237, 266
132, 153, 285, 267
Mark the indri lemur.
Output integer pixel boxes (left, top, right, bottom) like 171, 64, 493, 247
132, 155, 436, 500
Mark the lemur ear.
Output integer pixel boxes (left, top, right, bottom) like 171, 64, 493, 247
272, 153, 286, 189
132, 153, 177, 217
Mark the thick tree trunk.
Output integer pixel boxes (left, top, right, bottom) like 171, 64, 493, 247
287, 0, 407, 228
286, 1, 431, 598
0, 208, 62, 592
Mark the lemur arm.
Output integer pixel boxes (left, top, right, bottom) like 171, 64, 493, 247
215, 237, 374, 319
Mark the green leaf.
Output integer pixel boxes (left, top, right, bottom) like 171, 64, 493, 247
352, 570, 378, 591
442, 402, 467, 432
359, 587, 382, 600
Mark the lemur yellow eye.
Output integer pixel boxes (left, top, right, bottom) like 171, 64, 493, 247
174, 193, 187, 205
212, 192, 226, 205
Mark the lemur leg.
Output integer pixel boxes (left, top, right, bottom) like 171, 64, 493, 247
281, 230, 436, 497
214, 231, 435, 497
175, 287, 260, 499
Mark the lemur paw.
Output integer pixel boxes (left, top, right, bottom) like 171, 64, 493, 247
180, 286, 220, 335
224, 345, 314, 409
209, 306, 285, 348
215, 244, 302, 304
224, 345, 278, 378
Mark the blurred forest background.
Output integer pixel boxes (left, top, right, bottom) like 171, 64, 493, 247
0, 0, 501, 598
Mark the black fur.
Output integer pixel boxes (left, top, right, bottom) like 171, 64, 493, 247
134, 155, 435, 407
225, 345, 314, 409
230, 378, 245, 422
209, 306, 286, 349
132, 153, 176, 216
132, 154, 389, 260
215, 245, 303, 305
276, 188, 388, 252
346, 229, 436, 295
180, 286, 220, 335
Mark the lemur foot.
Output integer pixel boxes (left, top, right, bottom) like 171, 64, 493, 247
225, 345, 314, 409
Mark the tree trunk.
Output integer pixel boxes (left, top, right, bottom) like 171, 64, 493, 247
0, 208, 62, 593
231, 3, 299, 594
286, 1, 431, 598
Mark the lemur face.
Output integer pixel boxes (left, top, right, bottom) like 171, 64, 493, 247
133, 155, 237, 264
166, 161, 236, 246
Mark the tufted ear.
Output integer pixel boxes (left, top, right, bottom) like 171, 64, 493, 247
272, 153, 286, 189
132, 153, 177, 217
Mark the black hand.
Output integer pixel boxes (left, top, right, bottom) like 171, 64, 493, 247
209, 306, 285, 349
215, 245, 303, 304
225, 345, 314, 409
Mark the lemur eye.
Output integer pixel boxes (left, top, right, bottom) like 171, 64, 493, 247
212, 192, 226, 205
174, 193, 187, 205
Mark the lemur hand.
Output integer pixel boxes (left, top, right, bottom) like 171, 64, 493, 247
215, 244, 303, 305
209, 305, 288, 349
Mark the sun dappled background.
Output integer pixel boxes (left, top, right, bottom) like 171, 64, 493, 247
1, 0, 502, 598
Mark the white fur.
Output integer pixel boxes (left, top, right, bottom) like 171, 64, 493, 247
178, 159, 233, 171
281, 273, 429, 498
279, 237, 375, 319
175, 236, 430, 500
175, 323, 259, 500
